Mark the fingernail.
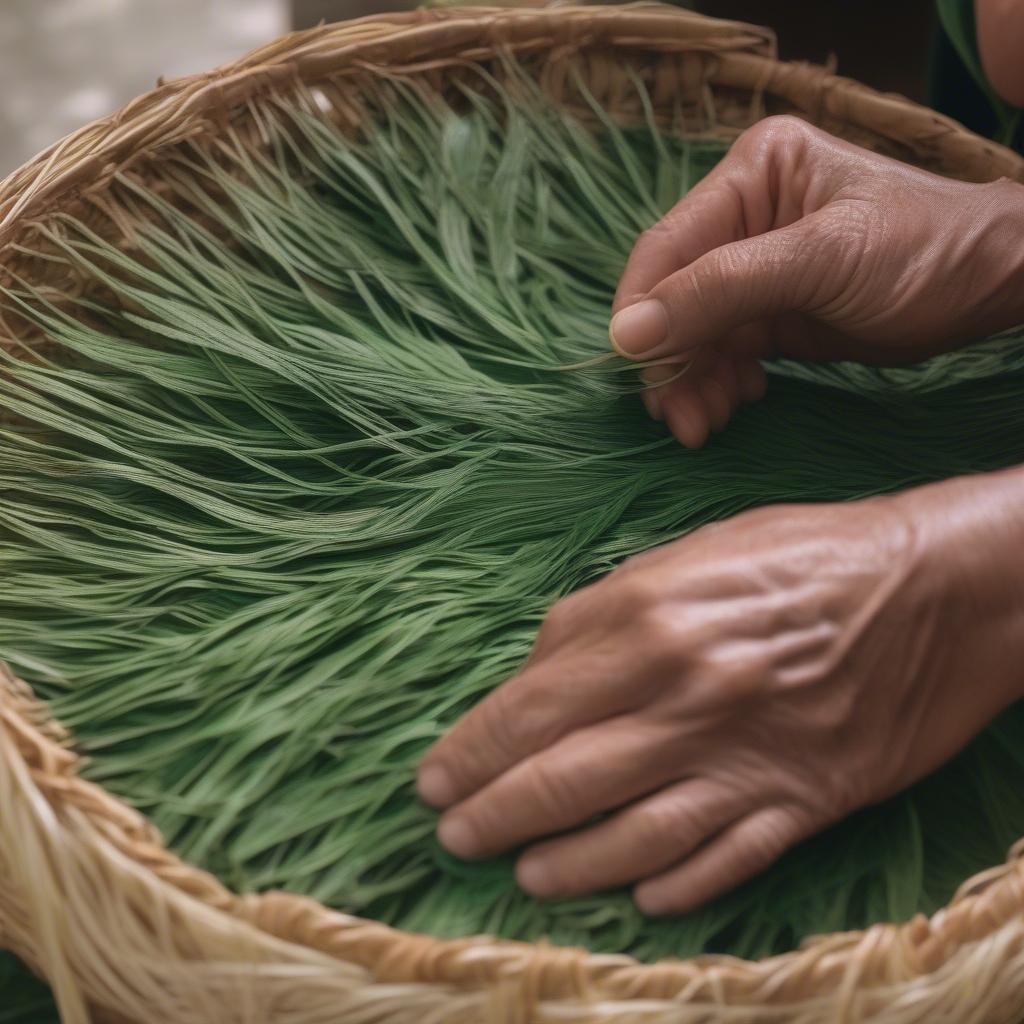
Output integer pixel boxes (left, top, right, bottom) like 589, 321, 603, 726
438, 815, 478, 858
417, 763, 456, 807
517, 856, 555, 897
610, 300, 668, 357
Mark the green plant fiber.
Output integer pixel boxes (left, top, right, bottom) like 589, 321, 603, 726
4, 68, 1024, 991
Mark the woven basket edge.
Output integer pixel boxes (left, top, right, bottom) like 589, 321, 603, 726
2, 6, 1024, 1020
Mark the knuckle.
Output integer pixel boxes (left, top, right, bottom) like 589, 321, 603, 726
513, 683, 561, 747
541, 592, 579, 636
835, 203, 889, 271
638, 797, 707, 850
686, 256, 725, 316
822, 201, 879, 258
541, 602, 566, 633
523, 758, 579, 822
731, 660, 768, 700
533, 614, 560, 652
745, 809, 801, 866
745, 114, 812, 151
618, 544, 665, 574
637, 217, 678, 248
614, 551, 649, 578
765, 113, 812, 139
630, 220, 678, 271
479, 688, 524, 760
702, 653, 765, 703
608, 567, 659, 610
636, 603, 688, 651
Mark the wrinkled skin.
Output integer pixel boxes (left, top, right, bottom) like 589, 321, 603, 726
607, 116, 1024, 448
419, 475, 1024, 913
418, 118, 1024, 914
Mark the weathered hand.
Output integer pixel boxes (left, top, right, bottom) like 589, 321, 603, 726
610, 115, 1024, 448
417, 470, 1024, 913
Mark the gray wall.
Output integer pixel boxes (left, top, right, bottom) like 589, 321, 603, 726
0, 0, 288, 176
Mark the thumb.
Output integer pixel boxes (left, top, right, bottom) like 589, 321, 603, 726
609, 213, 832, 362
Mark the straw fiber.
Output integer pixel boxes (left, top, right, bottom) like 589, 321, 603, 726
3, 6, 1024, 1022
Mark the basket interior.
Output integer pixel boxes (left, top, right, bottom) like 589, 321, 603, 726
4, 20, 1024, 998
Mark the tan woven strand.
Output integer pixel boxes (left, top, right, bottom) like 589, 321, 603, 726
3, 6, 1024, 1021
0, 667, 487, 1024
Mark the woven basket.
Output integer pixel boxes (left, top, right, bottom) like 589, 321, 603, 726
3, 6, 1024, 1023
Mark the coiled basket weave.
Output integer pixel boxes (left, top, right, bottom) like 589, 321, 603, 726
3, 5, 1024, 1023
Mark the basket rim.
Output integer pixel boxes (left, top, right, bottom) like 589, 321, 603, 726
3, 6, 1024, 1021
1, 2, 1021, 251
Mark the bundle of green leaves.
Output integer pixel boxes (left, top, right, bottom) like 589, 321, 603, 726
3, 71, 1024, 1012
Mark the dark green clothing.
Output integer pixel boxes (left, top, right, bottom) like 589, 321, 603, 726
932, 0, 1023, 150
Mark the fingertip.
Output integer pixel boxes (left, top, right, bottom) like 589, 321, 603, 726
633, 881, 671, 916
437, 813, 480, 859
417, 761, 457, 808
634, 878, 704, 917
664, 392, 710, 449
609, 299, 669, 359
516, 854, 557, 898
697, 376, 732, 434
641, 388, 664, 422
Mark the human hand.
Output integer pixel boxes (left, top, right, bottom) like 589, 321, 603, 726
610, 116, 1024, 448
417, 469, 1024, 914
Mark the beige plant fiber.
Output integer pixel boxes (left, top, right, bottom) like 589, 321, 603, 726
2, 6, 1024, 1022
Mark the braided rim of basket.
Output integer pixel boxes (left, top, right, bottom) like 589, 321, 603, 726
3, 7, 1024, 1023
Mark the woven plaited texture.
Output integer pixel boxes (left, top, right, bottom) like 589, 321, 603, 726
3, 6, 1024, 1022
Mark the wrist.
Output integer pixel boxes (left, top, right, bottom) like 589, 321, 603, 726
893, 467, 1024, 708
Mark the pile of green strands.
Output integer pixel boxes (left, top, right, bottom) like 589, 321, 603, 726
4, 69, 1024, 1013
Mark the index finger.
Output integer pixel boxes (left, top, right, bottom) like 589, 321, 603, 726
416, 647, 639, 810
612, 172, 745, 317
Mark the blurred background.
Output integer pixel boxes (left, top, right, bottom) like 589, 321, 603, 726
0, 0, 288, 174
0, 0, 940, 178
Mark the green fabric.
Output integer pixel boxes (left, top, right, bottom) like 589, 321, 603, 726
934, 0, 1023, 148
0, 952, 58, 1023
3, 71, 1024, 993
